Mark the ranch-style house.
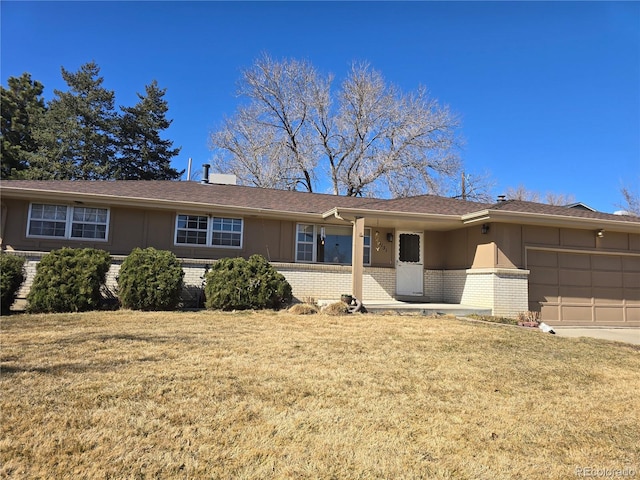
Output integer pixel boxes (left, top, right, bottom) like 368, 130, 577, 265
1, 178, 639, 326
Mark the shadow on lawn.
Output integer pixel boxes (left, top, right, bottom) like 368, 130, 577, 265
0, 354, 163, 375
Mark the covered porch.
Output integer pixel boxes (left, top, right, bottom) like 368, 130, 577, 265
320, 205, 529, 319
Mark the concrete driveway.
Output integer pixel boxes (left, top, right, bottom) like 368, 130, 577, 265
552, 327, 640, 345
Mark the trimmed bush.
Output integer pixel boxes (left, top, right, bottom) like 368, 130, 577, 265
27, 248, 111, 313
204, 255, 292, 311
0, 253, 26, 315
117, 247, 184, 311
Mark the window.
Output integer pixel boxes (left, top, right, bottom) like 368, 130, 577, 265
175, 214, 243, 248
296, 224, 315, 262
176, 215, 208, 245
296, 224, 371, 265
212, 217, 242, 247
71, 207, 109, 239
399, 233, 421, 263
28, 203, 109, 241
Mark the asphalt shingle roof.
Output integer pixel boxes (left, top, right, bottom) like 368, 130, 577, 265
487, 199, 640, 224
2, 180, 639, 225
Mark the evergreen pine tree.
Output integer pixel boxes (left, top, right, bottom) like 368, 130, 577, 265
116, 80, 182, 180
0, 73, 46, 179
29, 61, 118, 179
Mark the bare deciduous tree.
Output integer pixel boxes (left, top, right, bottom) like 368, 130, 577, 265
505, 184, 575, 206
210, 55, 461, 197
617, 182, 640, 216
448, 170, 497, 203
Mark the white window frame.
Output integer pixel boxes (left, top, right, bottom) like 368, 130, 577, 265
27, 203, 110, 241
211, 216, 243, 248
175, 214, 209, 246
295, 224, 317, 263
174, 214, 243, 249
295, 223, 371, 265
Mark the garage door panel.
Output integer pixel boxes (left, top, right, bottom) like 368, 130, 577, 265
627, 307, 640, 322
594, 307, 624, 323
624, 272, 640, 288
559, 286, 591, 303
560, 269, 591, 287
559, 253, 590, 269
624, 288, 640, 303
623, 257, 640, 272
539, 304, 559, 321
529, 285, 558, 303
592, 287, 624, 303
561, 305, 593, 322
529, 267, 558, 286
528, 250, 558, 268
592, 271, 623, 288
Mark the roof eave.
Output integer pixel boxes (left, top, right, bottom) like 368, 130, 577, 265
462, 209, 640, 233
324, 206, 464, 229
0, 186, 324, 221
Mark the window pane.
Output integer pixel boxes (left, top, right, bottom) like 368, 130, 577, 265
321, 226, 352, 264
211, 217, 242, 247
71, 207, 108, 240
29, 204, 67, 237
399, 234, 421, 263
296, 224, 315, 261
176, 214, 208, 245
363, 230, 371, 265
29, 220, 66, 237
31, 203, 67, 221
296, 243, 313, 262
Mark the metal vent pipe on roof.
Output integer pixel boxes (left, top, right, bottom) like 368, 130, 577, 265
497, 195, 506, 202
201, 164, 210, 184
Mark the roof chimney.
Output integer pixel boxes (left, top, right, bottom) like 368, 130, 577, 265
201, 164, 210, 184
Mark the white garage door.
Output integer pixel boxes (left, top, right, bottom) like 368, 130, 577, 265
527, 248, 640, 326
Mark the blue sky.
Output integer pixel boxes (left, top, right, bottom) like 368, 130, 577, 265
2, 1, 638, 212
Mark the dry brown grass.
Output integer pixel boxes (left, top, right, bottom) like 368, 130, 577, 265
1, 310, 639, 479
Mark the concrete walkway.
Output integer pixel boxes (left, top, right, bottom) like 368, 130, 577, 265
552, 327, 640, 345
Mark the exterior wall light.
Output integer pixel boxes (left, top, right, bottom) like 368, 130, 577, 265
597, 229, 605, 238
481, 224, 490, 234
387, 233, 394, 242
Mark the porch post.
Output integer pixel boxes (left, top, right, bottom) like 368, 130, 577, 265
351, 216, 365, 301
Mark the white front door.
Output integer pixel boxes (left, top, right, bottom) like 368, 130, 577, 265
396, 232, 424, 296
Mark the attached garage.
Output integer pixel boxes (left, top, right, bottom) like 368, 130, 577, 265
527, 247, 640, 325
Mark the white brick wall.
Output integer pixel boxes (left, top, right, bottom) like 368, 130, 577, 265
424, 270, 444, 302
492, 270, 530, 317
273, 263, 395, 302
442, 270, 467, 303
462, 268, 530, 317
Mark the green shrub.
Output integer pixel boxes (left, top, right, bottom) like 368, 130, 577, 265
27, 248, 111, 313
0, 253, 26, 315
204, 255, 292, 311
117, 247, 184, 311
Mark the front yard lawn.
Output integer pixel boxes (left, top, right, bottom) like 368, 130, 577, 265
1, 311, 638, 479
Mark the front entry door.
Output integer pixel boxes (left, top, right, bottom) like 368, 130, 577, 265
396, 232, 424, 296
